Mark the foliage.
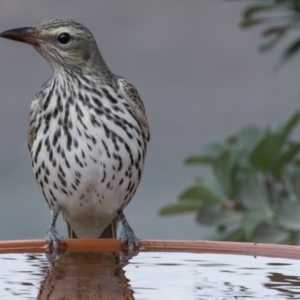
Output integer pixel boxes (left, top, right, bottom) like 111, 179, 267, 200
228, 0, 300, 67
160, 111, 300, 244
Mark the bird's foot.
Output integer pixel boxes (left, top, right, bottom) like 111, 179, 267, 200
120, 223, 139, 250
45, 226, 66, 250
45, 227, 67, 262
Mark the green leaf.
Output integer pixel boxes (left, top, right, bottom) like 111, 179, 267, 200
234, 126, 263, 153
262, 26, 285, 37
264, 111, 300, 174
179, 177, 229, 205
201, 141, 227, 158
276, 37, 300, 69
241, 5, 272, 28
213, 150, 238, 196
259, 26, 288, 52
185, 141, 227, 166
290, 168, 300, 201
235, 172, 273, 216
179, 185, 207, 201
248, 111, 299, 173
159, 200, 201, 215
282, 172, 299, 202
251, 223, 291, 244
242, 209, 267, 238
197, 203, 242, 226
259, 39, 280, 53
199, 177, 229, 204
277, 111, 300, 140
249, 132, 283, 173
271, 143, 300, 179
259, 35, 284, 53
275, 197, 300, 230
241, 18, 267, 28
243, 5, 272, 20
238, 157, 256, 172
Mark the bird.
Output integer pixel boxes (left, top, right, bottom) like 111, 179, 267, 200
0, 18, 150, 251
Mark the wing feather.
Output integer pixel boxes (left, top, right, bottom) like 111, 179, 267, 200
116, 77, 150, 144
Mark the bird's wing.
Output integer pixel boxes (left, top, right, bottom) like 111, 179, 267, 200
116, 77, 150, 145
27, 123, 35, 151
28, 79, 51, 151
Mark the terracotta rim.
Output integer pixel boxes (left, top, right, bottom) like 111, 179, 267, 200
0, 239, 299, 260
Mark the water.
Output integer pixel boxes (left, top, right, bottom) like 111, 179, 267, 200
1, 252, 300, 299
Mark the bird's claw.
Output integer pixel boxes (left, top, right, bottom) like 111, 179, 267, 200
120, 224, 139, 250
45, 227, 67, 262
45, 226, 67, 251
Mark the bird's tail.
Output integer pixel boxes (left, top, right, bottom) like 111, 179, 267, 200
67, 217, 118, 239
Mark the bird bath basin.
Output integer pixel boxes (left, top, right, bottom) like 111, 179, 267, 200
0, 239, 300, 299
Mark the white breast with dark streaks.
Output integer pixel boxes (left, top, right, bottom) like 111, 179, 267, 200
29, 73, 145, 238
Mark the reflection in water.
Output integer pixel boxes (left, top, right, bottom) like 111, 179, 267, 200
2, 252, 300, 299
37, 252, 134, 300
265, 272, 300, 299
0, 252, 134, 299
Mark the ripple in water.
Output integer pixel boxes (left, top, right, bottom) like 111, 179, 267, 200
1, 252, 300, 299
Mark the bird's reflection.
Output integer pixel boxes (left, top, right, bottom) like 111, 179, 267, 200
36, 251, 136, 300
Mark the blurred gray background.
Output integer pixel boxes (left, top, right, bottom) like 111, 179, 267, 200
0, 1, 299, 241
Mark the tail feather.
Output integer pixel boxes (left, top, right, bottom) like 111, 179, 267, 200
67, 218, 118, 239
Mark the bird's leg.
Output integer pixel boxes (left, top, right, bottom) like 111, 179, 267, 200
45, 208, 66, 251
117, 209, 139, 250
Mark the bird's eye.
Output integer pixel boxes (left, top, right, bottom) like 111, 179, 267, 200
57, 33, 70, 44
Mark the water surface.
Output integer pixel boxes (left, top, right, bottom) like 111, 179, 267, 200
1, 252, 300, 299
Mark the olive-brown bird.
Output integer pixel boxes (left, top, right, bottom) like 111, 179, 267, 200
0, 18, 150, 251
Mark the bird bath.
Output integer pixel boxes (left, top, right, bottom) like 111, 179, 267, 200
0, 239, 300, 299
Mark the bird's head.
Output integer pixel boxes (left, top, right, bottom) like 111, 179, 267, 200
0, 18, 109, 76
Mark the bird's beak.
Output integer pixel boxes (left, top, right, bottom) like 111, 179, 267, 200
0, 27, 41, 46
